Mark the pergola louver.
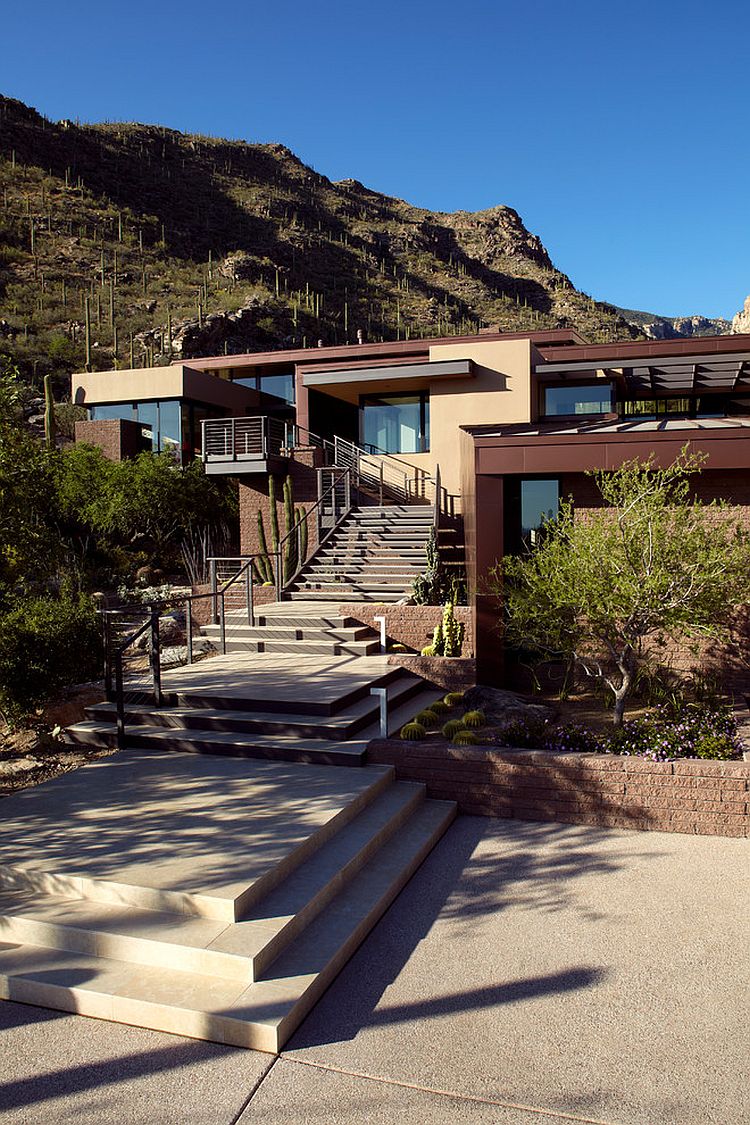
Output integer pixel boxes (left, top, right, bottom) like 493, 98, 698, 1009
534, 352, 750, 397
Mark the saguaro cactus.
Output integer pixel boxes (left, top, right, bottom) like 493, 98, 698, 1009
43, 374, 56, 449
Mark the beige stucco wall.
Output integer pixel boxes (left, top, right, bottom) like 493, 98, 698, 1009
374, 338, 532, 498
72, 365, 258, 411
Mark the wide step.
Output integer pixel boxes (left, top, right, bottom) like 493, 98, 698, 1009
0, 800, 456, 1052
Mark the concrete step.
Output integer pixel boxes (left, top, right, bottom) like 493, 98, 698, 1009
64, 724, 375, 766
0, 799, 455, 1051
286, 590, 408, 603
198, 636, 381, 657
0, 781, 426, 984
82, 675, 427, 742
201, 624, 375, 642
114, 664, 409, 717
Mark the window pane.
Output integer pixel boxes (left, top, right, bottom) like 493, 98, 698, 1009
90, 404, 135, 421
361, 394, 426, 454
260, 373, 295, 404
521, 479, 559, 537
544, 384, 612, 416
136, 402, 158, 450
159, 400, 181, 455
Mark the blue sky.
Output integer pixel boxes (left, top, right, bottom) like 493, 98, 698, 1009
3, 0, 748, 318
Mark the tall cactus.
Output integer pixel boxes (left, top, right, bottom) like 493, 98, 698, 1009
256, 509, 273, 583
283, 477, 296, 580
43, 374, 56, 449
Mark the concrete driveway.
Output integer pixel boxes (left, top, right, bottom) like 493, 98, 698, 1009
1, 816, 747, 1124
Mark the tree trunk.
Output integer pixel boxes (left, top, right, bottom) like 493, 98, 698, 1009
612, 652, 635, 727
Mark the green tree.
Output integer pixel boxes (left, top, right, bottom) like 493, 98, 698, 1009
0, 361, 57, 604
493, 449, 750, 725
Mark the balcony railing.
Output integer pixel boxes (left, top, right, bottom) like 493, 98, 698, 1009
202, 416, 287, 465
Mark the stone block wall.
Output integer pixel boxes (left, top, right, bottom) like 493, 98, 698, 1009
75, 418, 145, 461
367, 740, 750, 838
339, 603, 474, 657
238, 448, 323, 558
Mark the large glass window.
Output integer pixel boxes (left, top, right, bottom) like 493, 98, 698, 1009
360, 393, 429, 454
521, 479, 559, 540
544, 383, 613, 416
232, 372, 296, 404
90, 404, 135, 422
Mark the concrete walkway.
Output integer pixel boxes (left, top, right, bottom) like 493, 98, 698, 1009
1, 816, 747, 1124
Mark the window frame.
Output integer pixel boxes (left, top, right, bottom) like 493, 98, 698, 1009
540, 380, 615, 420
358, 390, 430, 454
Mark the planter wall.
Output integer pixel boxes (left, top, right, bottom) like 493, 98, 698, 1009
387, 655, 476, 692
367, 739, 750, 838
338, 603, 474, 658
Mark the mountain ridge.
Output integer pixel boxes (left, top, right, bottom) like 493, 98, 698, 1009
0, 93, 712, 394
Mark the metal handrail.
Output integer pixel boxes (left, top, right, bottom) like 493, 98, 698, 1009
275, 466, 352, 591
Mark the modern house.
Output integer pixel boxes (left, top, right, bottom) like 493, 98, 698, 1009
72, 327, 750, 681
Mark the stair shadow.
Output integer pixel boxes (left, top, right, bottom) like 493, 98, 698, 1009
285, 816, 662, 1050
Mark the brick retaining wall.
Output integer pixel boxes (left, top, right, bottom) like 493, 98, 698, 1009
338, 603, 474, 657
386, 655, 476, 692
367, 740, 750, 837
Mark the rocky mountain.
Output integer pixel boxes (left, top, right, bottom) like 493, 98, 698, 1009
0, 94, 648, 393
616, 307, 734, 340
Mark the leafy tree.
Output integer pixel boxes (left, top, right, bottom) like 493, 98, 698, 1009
0, 361, 57, 605
492, 449, 750, 725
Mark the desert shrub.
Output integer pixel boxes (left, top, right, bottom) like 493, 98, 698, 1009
542, 722, 605, 755
495, 713, 552, 748
606, 707, 741, 762
0, 594, 103, 722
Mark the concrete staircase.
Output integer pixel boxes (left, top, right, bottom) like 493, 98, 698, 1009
0, 749, 456, 1051
65, 653, 442, 767
285, 504, 433, 602
200, 609, 382, 657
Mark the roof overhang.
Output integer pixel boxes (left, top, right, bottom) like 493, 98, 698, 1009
302, 358, 474, 390
463, 418, 750, 476
535, 348, 750, 397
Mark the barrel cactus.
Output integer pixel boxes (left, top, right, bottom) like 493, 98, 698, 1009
400, 721, 427, 741
415, 709, 439, 728
429, 699, 450, 715
452, 729, 480, 746
441, 718, 466, 739
463, 709, 486, 729
443, 692, 464, 708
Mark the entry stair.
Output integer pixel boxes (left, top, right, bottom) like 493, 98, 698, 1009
0, 751, 456, 1052
285, 504, 434, 602
64, 658, 441, 767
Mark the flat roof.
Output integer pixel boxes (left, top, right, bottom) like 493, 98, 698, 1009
174, 328, 587, 372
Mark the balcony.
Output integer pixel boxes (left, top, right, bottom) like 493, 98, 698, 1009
202, 417, 289, 475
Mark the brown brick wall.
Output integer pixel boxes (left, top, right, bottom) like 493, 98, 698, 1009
238, 450, 323, 558
367, 741, 750, 837
387, 655, 476, 692
75, 418, 144, 460
339, 603, 474, 657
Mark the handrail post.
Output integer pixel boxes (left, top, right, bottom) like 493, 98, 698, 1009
209, 558, 218, 623
245, 565, 254, 625
379, 463, 384, 506
186, 599, 194, 665
115, 653, 125, 750
149, 605, 163, 707
102, 612, 113, 701
231, 417, 236, 462
219, 591, 226, 655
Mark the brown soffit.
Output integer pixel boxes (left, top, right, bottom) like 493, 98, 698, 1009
535, 333, 750, 367
302, 358, 474, 388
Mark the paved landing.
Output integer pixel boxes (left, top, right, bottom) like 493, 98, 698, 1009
0, 749, 393, 918
1, 816, 746, 1124
158, 651, 392, 705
